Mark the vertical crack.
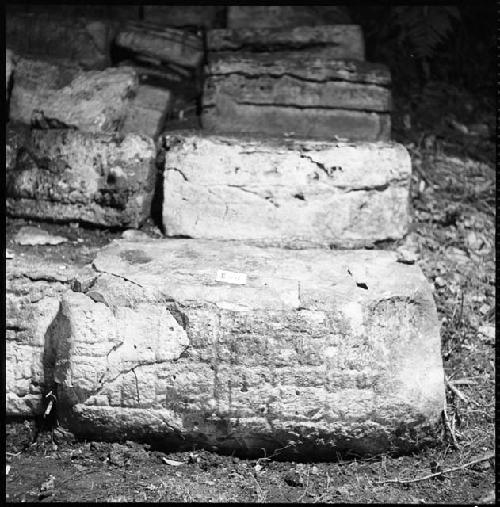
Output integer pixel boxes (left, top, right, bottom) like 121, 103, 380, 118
132, 368, 140, 404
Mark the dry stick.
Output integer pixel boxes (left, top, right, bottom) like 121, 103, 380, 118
374, 451, 495, 486
442, 403, 460, 450
445, 376, 480, 406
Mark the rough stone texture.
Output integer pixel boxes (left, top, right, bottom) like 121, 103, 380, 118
143, 5, 226, 29
207, 25, 365, 61
6, 253, 95, 417
52, 239, 444, 457
6, 127, 156, 228
161, 132, 410, 248
227, 6, 351, 29
6, 12, 113, 69
116, 22, 204, 69
207, 52, 390, 85
9, 57, 138, 133
121, 84, 172, 139
203, 52, 391, 141
6, 49, 16, 101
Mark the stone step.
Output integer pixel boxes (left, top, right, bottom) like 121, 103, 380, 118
207, 25, 365, 60
41, 239, 444, 457
6, 126, 156, 228
203, 52, 391, 141
161, 132, 411, 248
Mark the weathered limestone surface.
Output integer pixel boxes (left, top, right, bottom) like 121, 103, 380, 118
203, 52, 391, 141
227, 6, 351, 29
207, 52, 391, 88
121, 85, 172, 139
115, 22, 204, 69
6, 12, 112, 69
6, 49, 16, 101
6, 253, 95, 416
6, 127, 156, 228
9, 57, 138, 133
203, 105, 390, 142
207, 25, 364, 61
161, 133, 410, 248
52, 239, 444, 457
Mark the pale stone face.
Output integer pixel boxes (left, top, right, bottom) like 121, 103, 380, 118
41, 239, 444, 457
161, 133, 411, 248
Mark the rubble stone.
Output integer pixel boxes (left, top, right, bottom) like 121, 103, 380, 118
9, 57, 138, 133
6, 127, 156, 228
6, 12, 112, 69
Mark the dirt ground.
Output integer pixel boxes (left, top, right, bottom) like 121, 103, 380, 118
5, 64, 496, 505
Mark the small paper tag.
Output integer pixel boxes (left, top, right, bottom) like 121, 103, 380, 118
216, 269, 247, 285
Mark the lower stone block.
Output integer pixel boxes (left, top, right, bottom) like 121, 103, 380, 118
50, 239, 444, 457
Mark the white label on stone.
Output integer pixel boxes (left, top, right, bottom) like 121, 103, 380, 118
216, 269, 247, 285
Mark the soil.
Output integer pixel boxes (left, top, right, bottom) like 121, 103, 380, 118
4, 31, 496, 507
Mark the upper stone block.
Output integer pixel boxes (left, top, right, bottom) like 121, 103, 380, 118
203, 52, 391, 141
161, 132, 411, 248
207, 25, 365, 60
227, 6, 352, 29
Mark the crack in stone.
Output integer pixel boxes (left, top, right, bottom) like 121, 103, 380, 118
299, 153, 340, 178
132, 368, 140, 404
227, 184, 280, 208
89, 267, 145, 292
233, 101, 390, 114
164, 166, 189, 181
208, 70, 390, 88
92, 358, 178, 399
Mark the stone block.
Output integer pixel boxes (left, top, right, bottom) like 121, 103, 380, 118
6, 127, 156, 228
143, 5, 226, 29
203, 52, 391, 141
52, 239, 444, 457
9, 57, 138, 133
6, 12, 112, 69
161, 132, 410, 248
6, 252, 95, 416
115, 22, 204, 69
121, 84, 172, 139
227, 6, 351, 29
207, 25, 364, 60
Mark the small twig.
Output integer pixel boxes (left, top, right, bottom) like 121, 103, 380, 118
313, 472, 331, 503
442, 404, 460, 450
445, 376, 479, 406
374, 452, 495, 485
